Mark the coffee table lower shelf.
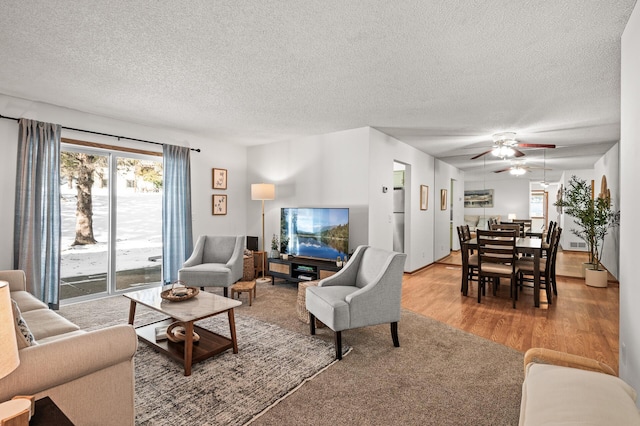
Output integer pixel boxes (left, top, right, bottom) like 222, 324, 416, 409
135, 318, 235, 372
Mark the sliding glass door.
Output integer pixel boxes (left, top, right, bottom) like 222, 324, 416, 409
60, 145, 163, 301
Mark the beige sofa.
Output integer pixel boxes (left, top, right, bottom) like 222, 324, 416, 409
0, 270, 138, 426
463, 214, 501, 232
520, 348, 640, 425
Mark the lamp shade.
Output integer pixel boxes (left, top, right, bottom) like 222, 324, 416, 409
0, 281, 19, 379
251, 183, 275, 201
508, 213, 517, 221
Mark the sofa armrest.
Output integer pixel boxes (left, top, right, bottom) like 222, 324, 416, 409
0, 324, 138, 401
0, 270, 27, 292
523, 347, 616, 377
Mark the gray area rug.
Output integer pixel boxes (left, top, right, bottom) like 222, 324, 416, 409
60, 280, 524, 425
58, 295, 344, 425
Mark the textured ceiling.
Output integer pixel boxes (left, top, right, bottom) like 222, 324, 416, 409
0, 0, 636, 182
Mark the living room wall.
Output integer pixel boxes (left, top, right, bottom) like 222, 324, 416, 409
464, 178, 530, 224
246, 127, 442, 273
620, 1, 640, 402
0, 94, 248, 269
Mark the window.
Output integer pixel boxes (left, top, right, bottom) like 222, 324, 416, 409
60, 141, 163, 301
530, 190, 548, 225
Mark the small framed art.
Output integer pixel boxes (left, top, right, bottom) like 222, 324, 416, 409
440, 189, 447, 210
212, 168, 227, 190
420, 185, 428, 210
213, 194, 227, 215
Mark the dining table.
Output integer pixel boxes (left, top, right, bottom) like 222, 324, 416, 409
461, 236, 545, 307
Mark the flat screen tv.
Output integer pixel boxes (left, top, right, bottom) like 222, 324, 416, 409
281, 207, 349, 261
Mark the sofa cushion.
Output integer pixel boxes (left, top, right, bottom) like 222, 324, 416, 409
11, 290, 48, 312
11, 299, 36, 349
520, 363, 640, 425
21, 308, 80, 341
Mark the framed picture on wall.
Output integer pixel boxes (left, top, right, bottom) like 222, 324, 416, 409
212, 168, 227, 190
420, 185, 429, 210
440, 189, 447, 210
213, 194, 227, 215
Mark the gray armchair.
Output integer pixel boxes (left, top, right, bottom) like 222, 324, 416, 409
178, 235, 244, 297
305, 245, 407, 359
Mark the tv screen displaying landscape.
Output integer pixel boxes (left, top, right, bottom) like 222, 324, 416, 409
281, 208, 349, 260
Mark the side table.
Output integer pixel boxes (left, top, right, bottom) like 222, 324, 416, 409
231, 280, 257, 306
253, 251, 266, 279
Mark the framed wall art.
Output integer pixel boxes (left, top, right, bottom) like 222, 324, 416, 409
212, 168, 227, 190
212, 194, 227, 215
464, 189, 494, 208
440, 189, 447, 210
420, 185, 429, 210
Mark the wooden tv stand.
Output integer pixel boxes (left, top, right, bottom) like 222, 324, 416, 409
267, 257, 341, 284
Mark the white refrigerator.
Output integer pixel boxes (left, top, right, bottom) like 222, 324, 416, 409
393, 188, 404, 253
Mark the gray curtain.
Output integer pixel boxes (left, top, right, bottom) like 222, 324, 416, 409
14, 118, 62, 308
162, 144, 193, 284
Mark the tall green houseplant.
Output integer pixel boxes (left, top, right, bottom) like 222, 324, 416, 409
554, 175, 620, 271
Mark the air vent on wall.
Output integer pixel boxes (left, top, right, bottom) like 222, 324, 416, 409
570, 242, 587, 248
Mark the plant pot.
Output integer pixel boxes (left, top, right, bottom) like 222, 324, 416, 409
581, 262, 597, 277
585, 268, 608, 288
269, 250, 280, 259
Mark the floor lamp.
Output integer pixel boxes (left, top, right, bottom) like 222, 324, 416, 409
251, 183, 275, 285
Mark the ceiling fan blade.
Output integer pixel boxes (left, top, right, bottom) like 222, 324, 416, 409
493, 167, 511, 173
516, 143, 556, 149
471, 150, 492, 160
513, 148, 526, 157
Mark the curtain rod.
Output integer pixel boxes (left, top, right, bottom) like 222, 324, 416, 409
0, 114, 200, 152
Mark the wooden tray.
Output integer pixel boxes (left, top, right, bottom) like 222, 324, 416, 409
160, 284, 199, 302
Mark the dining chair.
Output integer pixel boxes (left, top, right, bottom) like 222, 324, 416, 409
517, 228, 557, 305
476, 229, 520, 308
491, 223, 521, 237
549, 227, 562, 295
457, 226, 478, 292
546, 221, 556, 245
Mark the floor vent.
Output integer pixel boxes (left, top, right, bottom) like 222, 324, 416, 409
570, 242, 587, 248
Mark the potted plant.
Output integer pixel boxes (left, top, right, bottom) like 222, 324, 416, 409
280, 236, 289, 259
270, 234, 280, 258
554, 175, 620, 287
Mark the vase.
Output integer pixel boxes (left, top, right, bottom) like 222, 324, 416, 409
585, 268, 608, 288
269, 250, 280, 259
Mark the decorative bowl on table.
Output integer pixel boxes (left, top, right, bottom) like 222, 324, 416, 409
160, 281, 199, 302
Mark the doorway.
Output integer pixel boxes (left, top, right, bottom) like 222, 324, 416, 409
393, 162, 407, 253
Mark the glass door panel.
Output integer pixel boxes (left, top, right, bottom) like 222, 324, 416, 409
60, 151, 110, 299
114, 157, 163, 291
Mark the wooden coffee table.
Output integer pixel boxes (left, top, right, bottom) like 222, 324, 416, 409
124, 287, 241, 376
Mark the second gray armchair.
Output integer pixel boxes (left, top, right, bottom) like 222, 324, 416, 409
305, 245, 407, 360
178, 235, 244, 297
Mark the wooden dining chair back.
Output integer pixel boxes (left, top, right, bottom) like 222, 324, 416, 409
456, 226, 478, 291
549, 227, 562, 296
546, 221, 556, 245
476, 229, 520, 308
491, 223, 521, 237
517, 228, 557, 305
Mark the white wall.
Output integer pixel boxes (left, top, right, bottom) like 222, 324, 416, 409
368, 128, 437, 271
464, 178, 530, 221
246, 127, 371, 256
593, 143, 620, 278
620, 1, 640, 402
556, 169, 595, 254
245, 127, 441, 273
435, 160, 464, 258
0, 94, 248, 271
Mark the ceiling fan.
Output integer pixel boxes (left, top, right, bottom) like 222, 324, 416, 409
494, 161, 551, 175
470, 132, 556, 160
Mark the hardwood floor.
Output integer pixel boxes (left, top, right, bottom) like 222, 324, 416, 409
401, 250, 620, 373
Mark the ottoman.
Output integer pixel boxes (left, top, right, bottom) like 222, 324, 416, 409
296, 280, 325, 328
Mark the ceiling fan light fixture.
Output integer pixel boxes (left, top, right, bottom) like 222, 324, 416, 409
509, 166, 526, 176
541, 181, 549, 188
492, 145, 515, 158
